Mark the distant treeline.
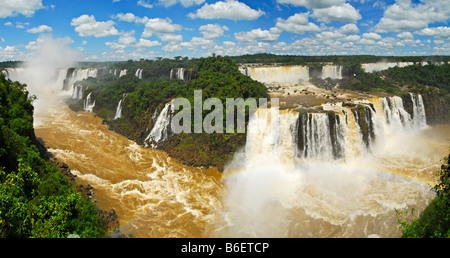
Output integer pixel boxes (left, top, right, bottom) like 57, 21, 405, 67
229, 53, 450, 66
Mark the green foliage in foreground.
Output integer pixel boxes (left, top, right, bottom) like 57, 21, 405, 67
0, 74, 105, 238
398, 154, 450, 238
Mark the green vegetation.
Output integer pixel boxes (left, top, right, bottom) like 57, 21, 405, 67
230, 53, 450, 66
0, 74, 106, 238
70, 56, 268, 169
339, 64, 405, 94
380, 64, 450, 96
398, 153, 450, 238
77, 55, 268, 136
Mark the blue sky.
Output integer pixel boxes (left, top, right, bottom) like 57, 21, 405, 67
0, 0, 449, 61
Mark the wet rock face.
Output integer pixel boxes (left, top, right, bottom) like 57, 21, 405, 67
421, 88, 450, 125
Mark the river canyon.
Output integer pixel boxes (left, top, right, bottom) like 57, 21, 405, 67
5, 61, 450, 238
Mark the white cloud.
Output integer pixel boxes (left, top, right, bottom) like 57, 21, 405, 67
0, 45, 24, 60
188, 0, 265, 20
374, 0, 450, 33
199, 24, 229, 39
162, 43, 184, 52
235, 28, 281, 43
118, 35, 137, 45
158, 0, 205, 7
311, 3, 362, 23
338, 23, 359, 34
105, 41, 126, 50
362, 32, 382, 40
71, 15, 120, 37
276, 0, 346, 9
416, 26, 450, 40
275, 13, 321, 34
15, 22, 30, 29
137, 0, 154, 8
397, 31, 414, 39
115, 13, 138, 22
4, 22, 13, 26
141, 18, 182, 37
158, 34, 183, 43
0, 0, 44, 18
27, 25, 53, 34
136, 38, 162, 48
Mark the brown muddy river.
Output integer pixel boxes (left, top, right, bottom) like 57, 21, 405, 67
35, 98, 450, 238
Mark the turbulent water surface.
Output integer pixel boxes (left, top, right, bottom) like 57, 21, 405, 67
34, 99, 450, 238
7, 63, 446, 238
35, 102, 223, 238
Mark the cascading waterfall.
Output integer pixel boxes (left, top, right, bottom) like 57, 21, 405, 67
242, 65, 344, 84
170, 68, 185, 80
114, 95, 126, 120
83, 92, 96, 112
410, 93, 427, 130
144, 102, 175, 147
216, 93, 434, 237
119, 69, 127, 77
72, 84, 83, 100
135, 69, 143, 79
247, 66, 310, 84
321, 65, 342, 80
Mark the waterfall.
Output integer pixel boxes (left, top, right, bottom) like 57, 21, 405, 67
64, 68, 99, 92
114, 93, 128, 120
247, 66, 310, 84
135, 69, 143, 79
410, 93, 427, 130
321, 65, 342, 80
114, 99, 123, 120
144, 102, 175, 147
119, 69, 127, 77
2, 68, 25, 82
300, 113, 334, 160
241, 93, 428, 163
244, 108, 299, 166
219, 93, 435, 237
361, 62, 415, 73
72, 84, 83, 100
83, 92, 96, 112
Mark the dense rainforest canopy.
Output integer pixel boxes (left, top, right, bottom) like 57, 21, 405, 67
0, 73, 106, 238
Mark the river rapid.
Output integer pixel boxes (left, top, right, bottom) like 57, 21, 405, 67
34, 98, 450, 238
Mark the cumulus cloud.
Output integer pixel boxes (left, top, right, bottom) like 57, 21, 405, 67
338, 23, 359, 34
0, 0, 44, 18
158, 34, 183, 43
362, 32, 382, 40
188, 0, 265, 20
27, 25, 53, 34
158, 0, 205, 7
199, 24, 229, 39
136, 38, 162, 48
397, 31, 414, 39
311, 3, 362, 23
235, 28, 281, 43
141, 18, 182, 37
416, 26, 450, 40
71, 15, 120, 37
137, 0, 154, 8
374, 0, 450, 32
0, 45, 24, 60
276, 0, 346, 9
275, 13, 321, 34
